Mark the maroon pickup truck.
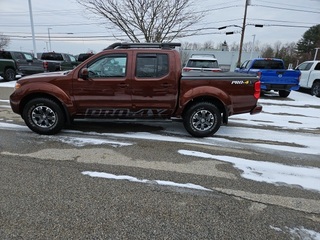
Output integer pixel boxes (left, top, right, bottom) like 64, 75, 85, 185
10, 42, 262, 137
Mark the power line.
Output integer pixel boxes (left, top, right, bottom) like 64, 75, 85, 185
257, 0, 320, 11
250, 4, 320, 14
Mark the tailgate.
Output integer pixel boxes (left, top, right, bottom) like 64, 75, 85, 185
260, 69, 300, 84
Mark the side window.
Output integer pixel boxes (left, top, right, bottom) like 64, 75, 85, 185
23, 53, 33, 61
241, 60, 250, 69
87, 54, 127, 78
12, 52, 25, 60
64, 54, 71, 62
314, 63, 320, 71
297, 62, 312, 71
69, 55, 76, 62
136, 53, 169, 78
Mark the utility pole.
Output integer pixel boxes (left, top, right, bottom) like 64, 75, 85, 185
237, 0, 249, 68
28, 0, 37, 57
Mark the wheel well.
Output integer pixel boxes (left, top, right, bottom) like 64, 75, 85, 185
312, 79, 320, 85
182, 96, 228, 123
4, 67, 16, 73
20, 93, 70, 124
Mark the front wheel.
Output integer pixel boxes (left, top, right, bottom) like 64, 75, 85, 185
311, 81, 320, 98
183, 102, 221, 138
279, 90, 290, 98
22, 98, 65, 135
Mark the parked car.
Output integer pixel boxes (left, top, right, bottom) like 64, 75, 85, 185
60, 52, 95, 71
77, 52, 95, 62
235, 58, 301, 98
39, 52, 77, 72
182, 54, 221, 73
10, 42, 262, 137
296, 60, 320, 97
0, 50, 45, 77
0, 59, 17, 81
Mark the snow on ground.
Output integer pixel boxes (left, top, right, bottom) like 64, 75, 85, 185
179, 149, 320, 193
82, 171, 212, 192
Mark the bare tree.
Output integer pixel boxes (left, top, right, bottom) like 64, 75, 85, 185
0, 34, 10, 49
76, 0, 204, 43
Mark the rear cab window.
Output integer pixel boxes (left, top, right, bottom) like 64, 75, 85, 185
41, 53, 64, 61
251, 60, 284, 69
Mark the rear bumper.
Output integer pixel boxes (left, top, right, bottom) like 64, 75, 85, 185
250, 104, 262, 115
261, 84, 300, 91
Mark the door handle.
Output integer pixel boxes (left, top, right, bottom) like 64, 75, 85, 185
118, 83, 128, 88
161, 83, 171, 87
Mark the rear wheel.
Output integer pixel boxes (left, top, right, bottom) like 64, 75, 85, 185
311, 81, 320, 98
183, 102, 221, 137
3, 68, 16, 81
279, 90, 290, 98
22, 98, 65, 135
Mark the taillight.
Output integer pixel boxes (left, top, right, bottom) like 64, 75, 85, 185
43, 61, 48, 71
257, 71, 261, 78
211, 69, 222, 72
183, 68, 191, 72
254, 81, 261, 99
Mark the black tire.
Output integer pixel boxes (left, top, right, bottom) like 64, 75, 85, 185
311, 81, 320, 98
22, 98, 65, 135
279, 90, 290, 98
183, 102, 221, 137
3, 68, 16, 81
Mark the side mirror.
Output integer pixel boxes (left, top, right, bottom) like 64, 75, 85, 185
80, 68, 89, 80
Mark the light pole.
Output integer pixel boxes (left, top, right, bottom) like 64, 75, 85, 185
250, 34, 256, 59
28, 0, 37, 57
48, 28, 52, 52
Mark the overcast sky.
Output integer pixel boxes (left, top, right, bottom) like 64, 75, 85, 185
0, 0, 319, 55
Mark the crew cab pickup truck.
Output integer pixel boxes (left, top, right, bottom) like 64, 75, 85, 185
10, 42, 262, 137
0, 59, 16, 81
235, 58, 300, 97
39, 52, 78, 72
296, 60, 320, 97
0, 50, 45, 77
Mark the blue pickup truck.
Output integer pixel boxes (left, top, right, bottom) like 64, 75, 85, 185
235, 58, 300, 97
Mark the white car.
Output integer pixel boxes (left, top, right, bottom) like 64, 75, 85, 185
183, 54, 221, 73
296, 60, 320, 97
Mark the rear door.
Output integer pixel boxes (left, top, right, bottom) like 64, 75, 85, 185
131, 52, 178, 117
72, 52, 132, 118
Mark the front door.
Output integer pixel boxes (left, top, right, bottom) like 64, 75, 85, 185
72, 53, 131, 118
